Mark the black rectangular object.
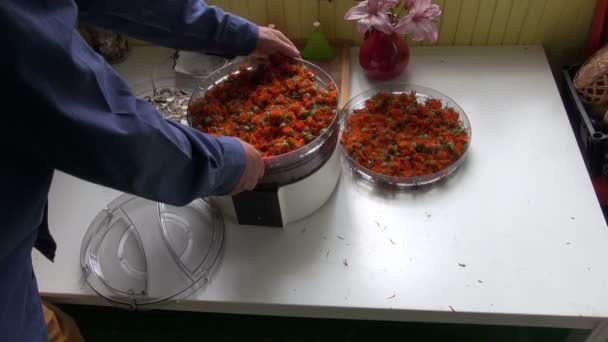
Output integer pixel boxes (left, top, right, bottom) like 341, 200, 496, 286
231, 185, 283, 227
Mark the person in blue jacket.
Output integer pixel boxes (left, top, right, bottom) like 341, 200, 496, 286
0, 0, 300, 340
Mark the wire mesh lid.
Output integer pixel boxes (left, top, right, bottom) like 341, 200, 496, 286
80, 194, 224, 310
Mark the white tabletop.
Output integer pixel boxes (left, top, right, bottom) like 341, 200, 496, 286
34, 46, 608, 330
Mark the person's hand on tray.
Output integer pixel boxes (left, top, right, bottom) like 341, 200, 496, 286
231, 139, 266, 195
252, 26, 301, 58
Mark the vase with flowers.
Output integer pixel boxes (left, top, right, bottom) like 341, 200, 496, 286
345, 0, 442, 80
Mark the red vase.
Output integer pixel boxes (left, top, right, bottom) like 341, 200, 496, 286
359, 30, 410, 80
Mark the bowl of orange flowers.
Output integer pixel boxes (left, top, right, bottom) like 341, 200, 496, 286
340, 84, 471, 187
188, 56, 340, 186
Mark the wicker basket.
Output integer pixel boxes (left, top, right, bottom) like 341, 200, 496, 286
575, 44, 608, 116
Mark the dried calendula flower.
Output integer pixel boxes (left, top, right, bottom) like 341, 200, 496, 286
189, 57, 338, 157
341, 91, 469, 177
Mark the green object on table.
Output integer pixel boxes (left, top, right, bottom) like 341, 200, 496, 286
302, 22, 335, 61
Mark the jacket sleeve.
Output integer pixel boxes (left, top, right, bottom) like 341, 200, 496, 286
3, 0, 245, 205
76, 0, 259, 57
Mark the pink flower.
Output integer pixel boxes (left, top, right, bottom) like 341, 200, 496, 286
344, 0, 400, 34
395, 0, 441, 42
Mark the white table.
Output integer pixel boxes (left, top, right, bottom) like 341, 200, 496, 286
34, 46, 608, 341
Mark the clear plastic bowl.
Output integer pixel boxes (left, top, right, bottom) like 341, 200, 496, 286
339, 84, 472, 188
171, 51, 230, 78
152, 52, 230, 83
187, 57, 340, 185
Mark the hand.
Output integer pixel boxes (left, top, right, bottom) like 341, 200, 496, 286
252, 26, 301, 58
231, 139, 265, 195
